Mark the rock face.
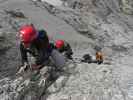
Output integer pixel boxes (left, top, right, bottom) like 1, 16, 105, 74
0, 62, 76, 100
41, 0, 63, 6
0, 0, 133, 100
121, 0, 133, 14
0, 32, 10, 52
37, 0, 133, 58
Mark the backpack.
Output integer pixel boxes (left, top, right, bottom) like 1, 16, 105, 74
82, 54, 92, 63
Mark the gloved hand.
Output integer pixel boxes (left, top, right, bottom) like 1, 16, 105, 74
16, 62, 29, 75
23, 62, 30, 71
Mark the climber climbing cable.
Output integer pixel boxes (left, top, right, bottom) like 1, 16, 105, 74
17, 24, 66, 75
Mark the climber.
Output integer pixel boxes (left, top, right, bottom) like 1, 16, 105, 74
18, 24, 51, 72
17, 24, 66, 75
81, 51, 103, 64
54, 39, 73, 60
95, 51, 103, 64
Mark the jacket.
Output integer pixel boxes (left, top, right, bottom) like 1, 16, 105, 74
20, 30, 50, 65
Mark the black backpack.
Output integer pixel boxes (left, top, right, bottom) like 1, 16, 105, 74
82, 54, 92, 63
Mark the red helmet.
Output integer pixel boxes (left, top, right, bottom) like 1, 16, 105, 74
55, 40, 64, 49
19, 24, 37, 44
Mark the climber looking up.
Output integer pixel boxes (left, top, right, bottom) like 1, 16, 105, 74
18, 24, 51, 71
17, 24, 66, 75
